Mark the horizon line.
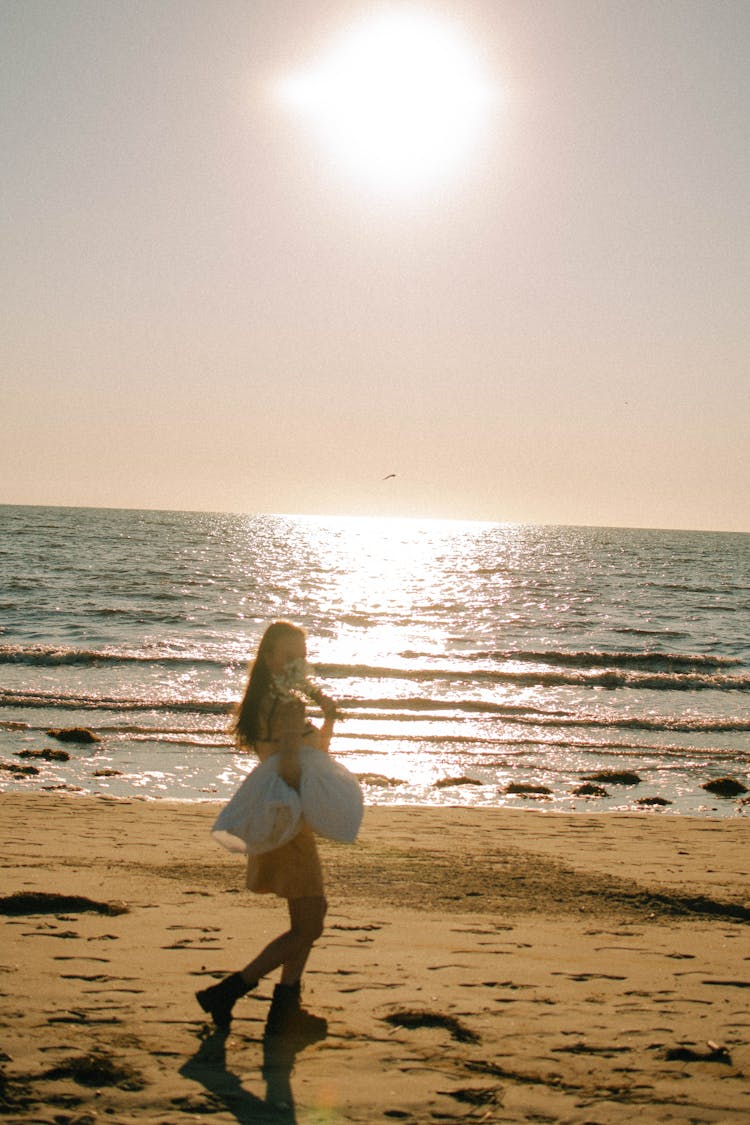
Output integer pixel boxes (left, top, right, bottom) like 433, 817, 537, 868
0, 500, 747, 537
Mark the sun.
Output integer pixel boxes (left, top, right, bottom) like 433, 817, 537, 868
275, 8, 497, 196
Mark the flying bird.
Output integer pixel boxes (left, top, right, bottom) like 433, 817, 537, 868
382, 473, 397, 480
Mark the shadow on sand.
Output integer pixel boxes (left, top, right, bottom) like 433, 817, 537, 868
180, 1006, 328, 1124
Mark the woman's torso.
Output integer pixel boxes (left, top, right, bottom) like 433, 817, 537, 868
254, 694, 321, 761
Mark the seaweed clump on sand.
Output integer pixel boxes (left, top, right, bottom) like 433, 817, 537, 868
16, 748, 71, 762
572, 783, 609, 797
46, 727, 101, 744
505, 782, 552, 797
663, 1043, 732, 1065
384, 1009, 480, 1044
41, 1051, 144, 1090
435, 775, 484, 789
0, 892, 128, 917
581, 770, 641, 785
0, 762, 40, 776
702, 777, 748, 798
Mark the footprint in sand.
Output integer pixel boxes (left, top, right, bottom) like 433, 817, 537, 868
552, 1041, 633, 1057
339, 983, 403, 994
700, 978, 750, 989
53, 956, 110, 964
458, 980, 533, 991
330, 922, 384, 932
48, 1011, 122, 1025
59, 973, 116, 982
553, 971, 627, 982
166, 924, 221, 933
162, 937, 224, 950
22, 929, 80, 940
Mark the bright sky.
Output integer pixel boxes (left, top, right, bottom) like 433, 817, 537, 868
2, 1, 748, 532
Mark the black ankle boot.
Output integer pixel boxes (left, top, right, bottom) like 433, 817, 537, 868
265, 982, 327, 1043
196, 972, 254, 1028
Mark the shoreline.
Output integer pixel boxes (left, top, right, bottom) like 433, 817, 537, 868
2, 762, 748, 819
2, 795, 749, 1123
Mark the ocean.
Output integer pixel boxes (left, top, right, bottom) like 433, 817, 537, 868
1, 505, 748, 816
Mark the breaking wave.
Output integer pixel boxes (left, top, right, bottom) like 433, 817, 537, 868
316, 662, 750, 693
453, 649, 742, 671
2, 687, 749, 735
3, 644, 743, 680
0, 644, 226, 669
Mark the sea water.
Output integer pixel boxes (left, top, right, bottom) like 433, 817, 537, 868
1, 505, 748, 816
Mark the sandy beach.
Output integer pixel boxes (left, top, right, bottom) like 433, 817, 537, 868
1, 795, 749, 1124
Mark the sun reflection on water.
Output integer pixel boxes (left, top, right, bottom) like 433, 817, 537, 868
274, 515, 528, 793
288, 514, 522, 666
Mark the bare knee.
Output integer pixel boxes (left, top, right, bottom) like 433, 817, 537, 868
296, 916, 324, 944
289, 896, 327, 945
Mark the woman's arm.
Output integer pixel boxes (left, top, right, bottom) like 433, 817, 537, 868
317, 694, 339, 753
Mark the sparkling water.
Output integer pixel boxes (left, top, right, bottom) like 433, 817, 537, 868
1, 505, 748, 815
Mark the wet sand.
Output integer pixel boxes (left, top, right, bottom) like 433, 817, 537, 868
1, 794, 749, 1123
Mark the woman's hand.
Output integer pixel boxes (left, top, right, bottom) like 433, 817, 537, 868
319, 694, 339, 721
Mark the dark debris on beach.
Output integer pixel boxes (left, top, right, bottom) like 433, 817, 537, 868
46, 727, 101, 744
384, 1008, 480, 1044
0, 892, 128, 917
702, 777, 748, 797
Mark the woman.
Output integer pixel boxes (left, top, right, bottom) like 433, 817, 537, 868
196, 621, 337, 1032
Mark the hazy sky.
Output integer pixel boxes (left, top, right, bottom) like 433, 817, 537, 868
2, 0, 748, 531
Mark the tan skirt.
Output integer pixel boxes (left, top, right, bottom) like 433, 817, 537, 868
246, 823, 324, 899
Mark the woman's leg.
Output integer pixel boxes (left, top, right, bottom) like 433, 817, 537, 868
239, 895, 327, 986
280, 896, 327, 984
196, 895, 326, 1027
266, 896, 327, 1038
